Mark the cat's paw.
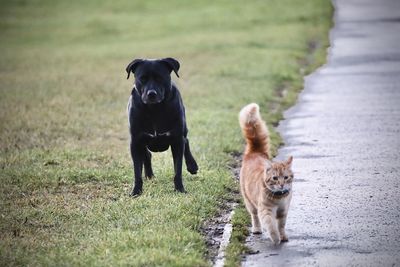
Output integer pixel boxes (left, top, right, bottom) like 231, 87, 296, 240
280, 234, 289, 242
252, 227, 262, 234
271, 239, 281, 245
269, 233, 281, 245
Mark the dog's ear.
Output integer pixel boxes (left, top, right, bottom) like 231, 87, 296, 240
160, 57, 180, 78
126, 59, 144, 79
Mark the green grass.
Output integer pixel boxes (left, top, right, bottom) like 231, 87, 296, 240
0, 0, 332, 266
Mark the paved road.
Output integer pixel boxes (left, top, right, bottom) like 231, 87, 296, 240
242, 0, 400, 266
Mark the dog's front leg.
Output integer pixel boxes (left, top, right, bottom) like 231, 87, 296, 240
171, 137, 185, 193
130, 140, 145, 197
143, 149, 154, 179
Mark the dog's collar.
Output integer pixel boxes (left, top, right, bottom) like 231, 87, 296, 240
144, 131, 171, 139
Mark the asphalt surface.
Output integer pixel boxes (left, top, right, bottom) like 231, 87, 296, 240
242, 0, 400, 266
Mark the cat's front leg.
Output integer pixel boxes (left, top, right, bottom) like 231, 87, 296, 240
243, 196, 262, 234
259, 208, 280, 245
278, 215, 288, 242
251, 213, 262, 234
277, 208, 289, 242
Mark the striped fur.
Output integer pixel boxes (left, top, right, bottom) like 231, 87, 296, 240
239, 103, 294, 245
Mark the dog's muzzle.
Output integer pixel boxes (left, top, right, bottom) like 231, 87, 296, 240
142, 90, 162, 104
147, 90, 157, 101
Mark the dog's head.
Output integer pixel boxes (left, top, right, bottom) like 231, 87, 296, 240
126, 58, 180, 105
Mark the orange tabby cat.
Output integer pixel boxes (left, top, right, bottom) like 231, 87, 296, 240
239, 103, 294, 245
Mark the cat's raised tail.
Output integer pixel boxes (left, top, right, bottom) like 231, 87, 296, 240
239, 103, 271, 159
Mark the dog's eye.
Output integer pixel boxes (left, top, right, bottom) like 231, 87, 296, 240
154, 75, 163, 83
139, 76, 148, 83
272, 176, 278, 181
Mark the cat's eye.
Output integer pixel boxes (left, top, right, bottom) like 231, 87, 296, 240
284, 176, 289, 180
272, 176, 278, 181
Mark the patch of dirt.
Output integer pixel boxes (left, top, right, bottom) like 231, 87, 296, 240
201, 152, 242, 264
201, 201, 238, 263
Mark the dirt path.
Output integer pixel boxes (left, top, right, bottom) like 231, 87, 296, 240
242, 0, 400, 266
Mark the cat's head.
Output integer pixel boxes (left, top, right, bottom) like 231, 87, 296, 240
264, 156, 294, 195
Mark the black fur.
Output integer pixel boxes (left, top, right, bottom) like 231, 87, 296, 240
126, 58, 198, 197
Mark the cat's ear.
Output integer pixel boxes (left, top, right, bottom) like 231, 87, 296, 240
286, 156, 293, 166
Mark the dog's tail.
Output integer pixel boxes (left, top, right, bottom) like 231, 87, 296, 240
239, 103, 271, 159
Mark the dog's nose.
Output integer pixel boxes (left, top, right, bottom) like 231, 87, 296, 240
147, 90, 157, 100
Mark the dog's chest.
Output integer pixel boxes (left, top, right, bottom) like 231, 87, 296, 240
141, 114, 175, 152
147, 138, 170, 152
143, 117, 171, 136
147, 123, 171, 152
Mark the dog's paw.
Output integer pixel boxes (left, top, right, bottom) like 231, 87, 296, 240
186, 161, 198, 175
144, 170, 154, 179
174, 186, 187, 194
145, 174, 154, 180
129, 188, 142, 197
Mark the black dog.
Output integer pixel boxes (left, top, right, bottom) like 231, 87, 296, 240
126, 57, 198, 197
